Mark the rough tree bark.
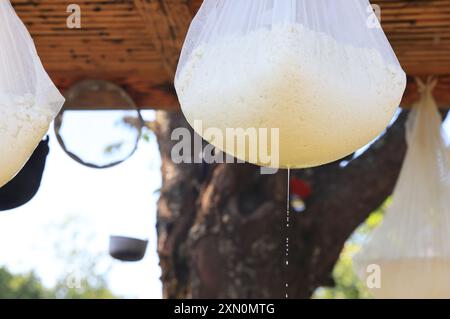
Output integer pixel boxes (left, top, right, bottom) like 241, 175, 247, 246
154, 110, 410, 299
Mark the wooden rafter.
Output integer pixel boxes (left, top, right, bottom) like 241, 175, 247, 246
133, 0, 192, 78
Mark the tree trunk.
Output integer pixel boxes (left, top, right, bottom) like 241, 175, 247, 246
154, 110, 408, 299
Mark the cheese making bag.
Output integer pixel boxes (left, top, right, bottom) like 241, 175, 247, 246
0, 1, 64, 187
353, 79, 450, 299
175, 0, 406, 168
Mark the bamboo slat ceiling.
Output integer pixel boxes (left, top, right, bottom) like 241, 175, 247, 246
11, 0, 450, 109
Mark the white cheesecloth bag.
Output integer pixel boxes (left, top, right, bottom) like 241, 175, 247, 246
175, 0, 407, 168
0, 1, 64, 187
353, 78, 450, 299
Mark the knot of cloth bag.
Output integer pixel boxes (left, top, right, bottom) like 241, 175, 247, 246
416, 76, 438, 95
404, 77, 440, 147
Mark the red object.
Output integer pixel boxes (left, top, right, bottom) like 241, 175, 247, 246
290, 177, 312, 199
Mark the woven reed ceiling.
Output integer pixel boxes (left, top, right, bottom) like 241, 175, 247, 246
11, 0, 450, 109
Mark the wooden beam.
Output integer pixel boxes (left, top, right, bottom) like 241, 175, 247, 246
49, 72, 450, 110
50, 69, 179, 111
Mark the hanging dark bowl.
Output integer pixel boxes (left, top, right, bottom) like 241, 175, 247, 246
0, 137, 49, 211
109, 235, 148, 262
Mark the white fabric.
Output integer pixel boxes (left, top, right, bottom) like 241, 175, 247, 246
175, 0, 406, 168
354, 78, 450, 299
0, 0, 64, 187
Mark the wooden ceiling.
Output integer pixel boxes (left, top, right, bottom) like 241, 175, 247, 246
11, 0, 450, 109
